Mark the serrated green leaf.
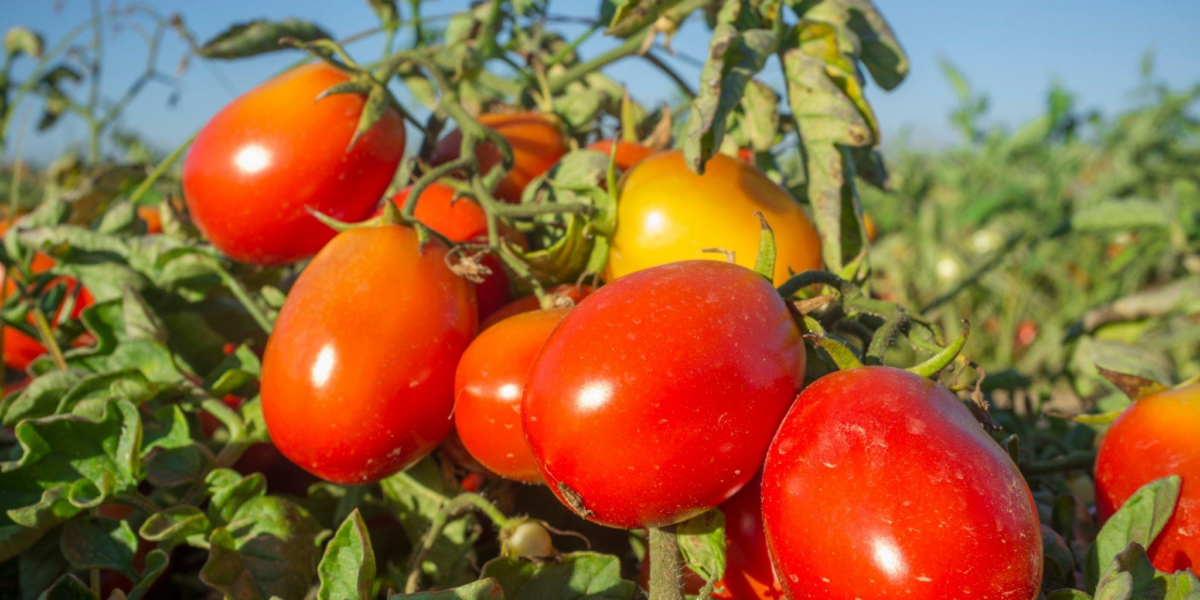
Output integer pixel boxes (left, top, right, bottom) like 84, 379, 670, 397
317, 509, 375, 600
0, 399, 142, 558
1095, 542, 1200, 600
480, 552, 635, 600
206, 469, 267, 526
2, 371, 84, 426
677, 509, 726, 583
1086, 476, 1182, 592
199, 496, 323, 600
61, 515, 139, 578
139, 506, 211, 552
682, 2, 780, 173
198, 19, 331, 59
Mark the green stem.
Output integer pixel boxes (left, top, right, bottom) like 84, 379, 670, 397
128, 131, 196, 205
405, 493, 508, 593
648, 526, 685, 600
30, 306, 68, 370
87, 0, 104, 162
1019, 451, 1095, 476
201, 257, 273, 334
546, 0, 710, 94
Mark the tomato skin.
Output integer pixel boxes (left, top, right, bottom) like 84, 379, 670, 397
480, 284, 595, 330
762, 367, 1042, 600
455, 308, 568, 484
183, 63, 405, 265
261, 225, 477, 484
606, 150, 822, 286
1095, 383, 1200, 573
587, 139, 656, 172
523, 260, 804, 529
138, 205, 162, 234
433, 112, 566, 203
713, 475, 784, 600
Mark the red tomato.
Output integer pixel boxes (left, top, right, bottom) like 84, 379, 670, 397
1, 252, 94, 371
183, 63, 405, 265
455, 308, 569, 484
433, 112, 566, 203
1095, 383, 1200, 573
379, 183, 529, 318
762, 367, 1042, 599
480, 284, 595, 331
261, 225, 476, 483
587, 139, 656, 172
522, 260, 804, 529
714, 475, 784, 600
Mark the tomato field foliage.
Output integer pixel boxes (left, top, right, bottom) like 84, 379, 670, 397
0, 1, 1197, 600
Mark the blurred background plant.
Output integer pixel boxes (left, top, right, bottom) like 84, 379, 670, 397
862, 55, 1200, 416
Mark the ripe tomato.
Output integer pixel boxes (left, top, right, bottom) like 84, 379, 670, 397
139, 205, 162, 234
480, 284, 595, 330
863, 212, 878, 243
183, 63, 405, 265
587, 139, 655, 172
1, 250, 94, 371
455, 308, 569, 484
1095, 383, 1200, 573
433, 112, 566, 203
522, 260, 804, 529
379, 183, 528, 318
762, 367, 1042, 599
605, 150, 822, 286
714, 475, 783, 600
261, 225, 476, 483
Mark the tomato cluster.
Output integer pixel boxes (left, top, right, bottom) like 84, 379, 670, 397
177, 65, 1062, 600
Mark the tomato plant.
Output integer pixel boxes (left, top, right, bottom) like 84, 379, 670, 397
2, 1, 1196, 599
454, 307, 570, 484
434, 112, 567, 203
182, 63, 405, 265
522, 260, 804, 529
762, 367, 1043, 600
261, 224, 476, 483
1095, 383, 1200, 573
605, 150, 822, 286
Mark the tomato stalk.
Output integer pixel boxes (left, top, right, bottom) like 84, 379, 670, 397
648, 526, 686, 600
405, 492, 510, 593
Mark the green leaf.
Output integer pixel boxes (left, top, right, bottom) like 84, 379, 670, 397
380, 458, 477, 589
317, 509, 375, 600
1086, 476, 1182, 592
19, 528, 71, 600
198, 19, 331, 59
204, 343, 261, 397
206, 469, 268, 526
121, 286, 167, 344
127, 549, 170, 600
0, 399, 142, 560
387, 578, 506, 599
366, 0, 400, 29
5, 26, 44, 58
677, 509, 727, 583
35, 574, 98, 600
1046, 590, 1093, 600
480, 552, 635, 599
738, 79, 781, 152
602, 0, 686, 37
1071, 199, 1170, 232
2, 371, 84, 426
199, 496, 324, 600
60, 515, 139, 578
791, 0, 909, 90
682, 1, 780, 174
1094, 542, 1200, 600
139, 506, 211, 552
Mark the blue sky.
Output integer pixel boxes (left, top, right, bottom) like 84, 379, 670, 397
3, 0, 1199, 164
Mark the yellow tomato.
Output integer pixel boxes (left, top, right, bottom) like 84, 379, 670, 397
605, 150, 822, 286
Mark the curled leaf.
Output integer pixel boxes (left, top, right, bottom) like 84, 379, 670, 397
197, 19, 331, 59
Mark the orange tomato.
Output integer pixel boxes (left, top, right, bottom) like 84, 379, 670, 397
587, 139, 656, 172
606, 150, 822, 286
434, 112, 566, 203
138, 205, 162, 234
183, 63, 405, 265
261, 225, 476, 483
1095, 383, 1200, 572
